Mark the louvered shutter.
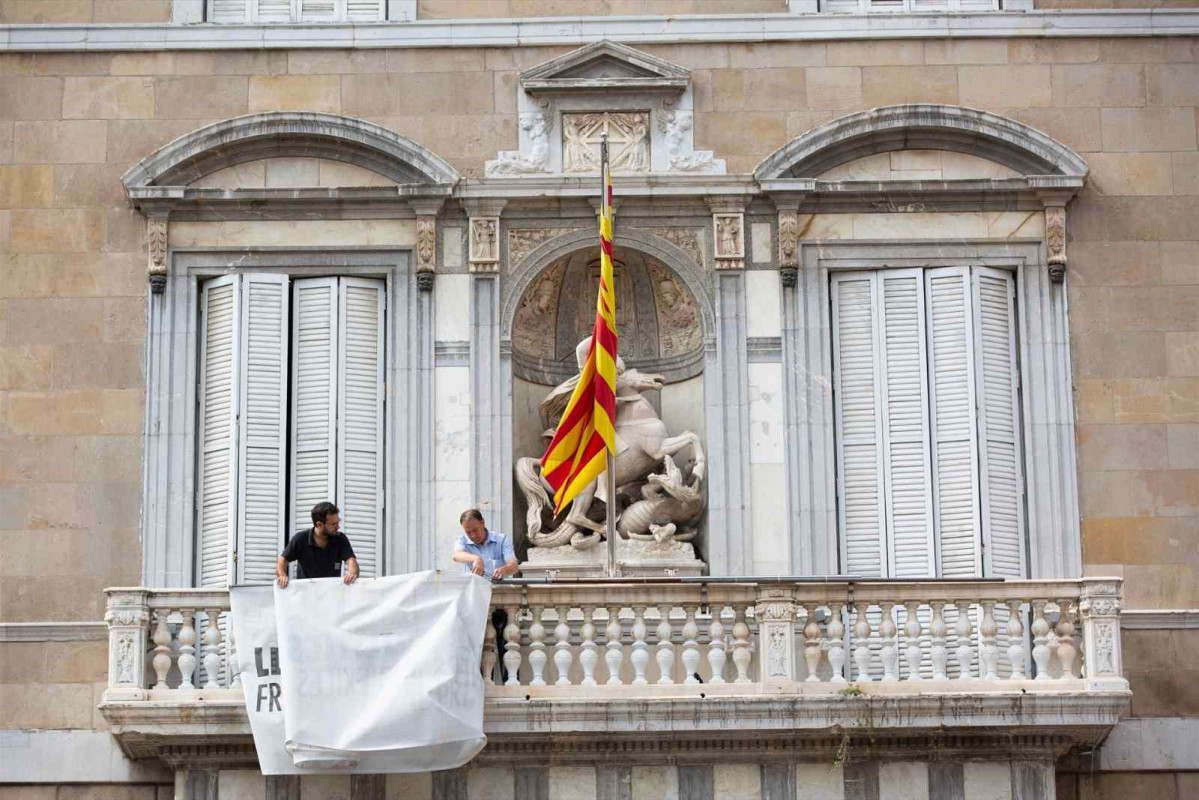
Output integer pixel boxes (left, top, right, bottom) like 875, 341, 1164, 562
346, 0, 386, 20
208, 0, 250, 22
253, 0, 293, 21
299, 0, 337, 19
235, 274, 290, 584
337, 278, 385, 578
198, 277, 241, 587
832, 273, 888, 578
290, 278, 339, 547
878, 270, 937, 578
925, 267, 984, 578
972, 267, 1025, 578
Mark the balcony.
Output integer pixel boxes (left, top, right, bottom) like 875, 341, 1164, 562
99, 578, 1130, 769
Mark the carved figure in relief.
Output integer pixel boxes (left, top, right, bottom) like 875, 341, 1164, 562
611, 115, 649, 172
658, 111, 719, 173
471, 218, 498, 262
512, 260, 564, 361
647, 259, 700, 357
716, 216, 741, 259
485, 112, 552, 176
116, 634, 135, 684
516, 337, 705, 551
563, 115, 597, 173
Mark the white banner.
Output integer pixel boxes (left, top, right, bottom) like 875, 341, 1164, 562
230, 572, 491, 775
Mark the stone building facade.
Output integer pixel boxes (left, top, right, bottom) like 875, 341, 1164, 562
0, 1, 1197, 799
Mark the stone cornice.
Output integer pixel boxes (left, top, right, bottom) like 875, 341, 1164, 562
0, 621, 107, 642
1120, 609, 1199, 630
0, 10, 1197, 52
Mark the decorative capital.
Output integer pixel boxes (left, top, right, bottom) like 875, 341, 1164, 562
415, 215, 436, 274
778, 209, 799, 269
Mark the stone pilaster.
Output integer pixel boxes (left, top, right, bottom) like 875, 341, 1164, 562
104, 588, 150, 702
1079, 578, 1128, 692
755, 588, 798, 689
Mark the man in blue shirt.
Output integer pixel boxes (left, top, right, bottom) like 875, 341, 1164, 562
452, 508, 520, 581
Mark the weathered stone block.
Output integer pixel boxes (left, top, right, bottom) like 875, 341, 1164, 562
1052, 64, 1145, 107
0, 682, 94, 728
0, 165, 53, 207
1008, 38, 1100, 65
1076, 332, 1169, 379
105, 118, 206, 166
547, 766, 596, 800
0, 0, 92, 23
861, 66, 958, 107
109, 53, 177, 76
0, 344, 54, 390
93, 0, 171, 23
1167, 332, 1199, 377
154, 76, 248, 120
14, 120, 107, 164
1077, 423, 1168, 470
62, 77, 155, 120
1102, 108, 1197, 152
1147, 63, 1199, 108
712, 764, 759, 800
958, 65, 1051, 108
1162, 241, 1199, 286
806, 67, 862, 110
1173, 152, 1198, 196
727, 41, 824, 69
176, 51, 288, 77
1070, 241, 1161, 286
385, 773, 432, 800
386, 47, 487, 74
695, 112, 785, 157
248, 75, 341, 114
10, 209, 101, 253
287, 50, 387, 75
827, 40, 921, 67
1013, 107, 1102, 153
387, 72, 493, 116
926, 39, 1009, 65
641, 42, 732, 70
53, 164, 128, 208
467, 766, 514, 800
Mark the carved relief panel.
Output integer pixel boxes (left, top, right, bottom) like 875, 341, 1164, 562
562, 112, 650, 173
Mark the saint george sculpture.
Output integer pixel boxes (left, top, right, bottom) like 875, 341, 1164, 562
516, 337, 706, 553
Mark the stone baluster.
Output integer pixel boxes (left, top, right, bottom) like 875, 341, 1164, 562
1031, 600, 1051, 681
656, 605, 676, 685
827, 603, 847, 684
852, 606, 872, 683
1055, 599, 1078, 680
151, 610, 172, 690
481, 623, 498, 683
803, 607, 823, 683
579, 606, 599, 687
879, 603, 898, 682
503, 605, 522, 687
202, 609, 222, 690
631, 606, 650, 685
681, 606, 700, 685
605, 606, 624, 686
903, 601, 923, 681
930, 602, 948, 681
227, 614, 241, 689
707, 606, 727, 684
954, 601, 973, 679
980, 601, 999, 681
1079, 580, 1127, 691
104, 589, 150, 701
731, 605, 753, 684
177, 609, 197, 690
553, 606, 573, 686
1006, 600, 1027, 680
528, 607, 548, 687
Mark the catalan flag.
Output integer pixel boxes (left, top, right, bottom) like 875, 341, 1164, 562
540, 136, 618, 516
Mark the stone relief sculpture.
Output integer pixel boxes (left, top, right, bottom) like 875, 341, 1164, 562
563, 112, 650, 173
647, 258, 701, 357
716, 215, 742, 259
516, 337, 705, 552
615, 453, 704, 543
470, 217, 498, 263
658, 111, 721, 173
508, 227, 582, 269
646, 227, 703, 266
512, 259, 565, 361
484, 112, 553, 177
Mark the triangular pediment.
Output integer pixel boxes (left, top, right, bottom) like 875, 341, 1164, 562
521, 41, 690, 96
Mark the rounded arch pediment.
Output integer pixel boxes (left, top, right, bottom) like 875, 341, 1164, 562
754, 104, 1089, 181
504, 228, 714, 386
121, 112, 459, 189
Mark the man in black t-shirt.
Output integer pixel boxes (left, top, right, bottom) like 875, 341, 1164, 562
275, 502, 360, 587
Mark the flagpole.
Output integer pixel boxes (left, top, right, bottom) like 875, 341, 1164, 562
601, 133, 618, 579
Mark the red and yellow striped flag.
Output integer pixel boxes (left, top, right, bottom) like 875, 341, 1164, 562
540, 137, 618, 515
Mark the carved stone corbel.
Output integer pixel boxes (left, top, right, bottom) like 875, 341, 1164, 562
415, 216, 436, 291
147, 216, 168, 294
778, 209, 799, 288
1045, 205, 1066, 283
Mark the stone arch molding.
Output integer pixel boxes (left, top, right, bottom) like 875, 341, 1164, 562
754, 104, 1089, 180
501, 227, 715, 344
121, 112, 460, 188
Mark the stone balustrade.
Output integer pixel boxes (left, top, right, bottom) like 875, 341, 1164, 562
102, 577, 1126, 703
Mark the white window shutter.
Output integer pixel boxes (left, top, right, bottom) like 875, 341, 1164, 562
346, 0, 386, 20
972, 267, 1026, 578
821, 0, 864, 10
290, 278, 339, 544
878, 270, 936, 578
337, 278, 386, 578
832, 273, 888, 578
299, 0, 337, 19
208, 0, 250, 22
235, 274, 290, 585
198, 277, 241, 587
925, 266, 983, 578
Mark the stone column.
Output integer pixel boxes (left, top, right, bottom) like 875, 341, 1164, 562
705, 201, 752, 575
104, 588, 150, 702
466, 201, 511, 535
1079, 579, 1128, 691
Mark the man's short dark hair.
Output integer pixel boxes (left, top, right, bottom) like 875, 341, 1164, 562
312, 502, 340, 525
460, 508, 484, 524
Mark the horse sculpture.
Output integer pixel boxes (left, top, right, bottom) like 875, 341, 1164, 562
516, 337, 705, 550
